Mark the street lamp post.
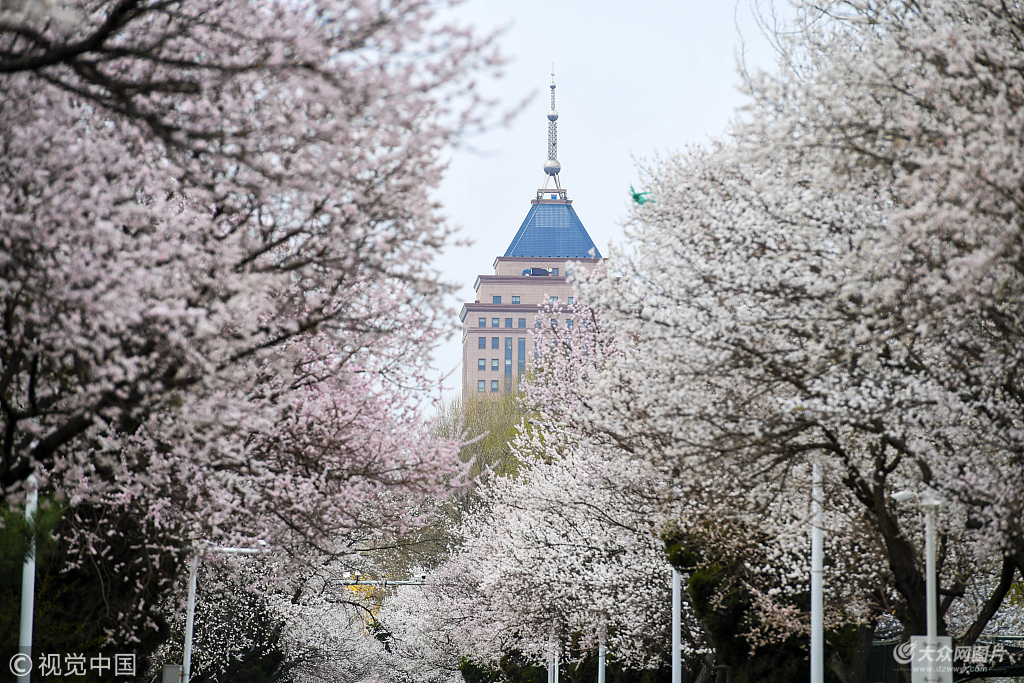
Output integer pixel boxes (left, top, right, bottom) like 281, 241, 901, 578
811, 460, 823, 683
672, 568, 681, 683
17, 475, 39, 683
547, 636, 559, 683
923, 498, 939, 663
892, 490, 946, 683
182, 543, 267, 683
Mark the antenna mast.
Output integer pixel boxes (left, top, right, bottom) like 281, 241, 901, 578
542, 66, 561, 189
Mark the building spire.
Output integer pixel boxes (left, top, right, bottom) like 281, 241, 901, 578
543, 66, 561, 189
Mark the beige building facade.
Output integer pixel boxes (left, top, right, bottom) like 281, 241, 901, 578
460, 187, 603, 397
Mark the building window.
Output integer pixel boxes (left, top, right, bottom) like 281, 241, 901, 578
551, 319, 558, 327
491, 380, 499, 392
512, 296, 520, 304
505, 318, 512, 328
492, 318, 499, 327
568, 297, 574, 304
478, 358, 485, 371
518, 318, 526, 328
551, 268, 559, 276
478, 317, 486, 327
477, 380, 485, 392
518, 338, 526, 376
492, 337, 499, 349
550, 296, 558, 303
491, 359, 499, 371
505, 338, 512, 382
535, 320, 541, 328
492, 295, 501, 304
478, 337, 486, 349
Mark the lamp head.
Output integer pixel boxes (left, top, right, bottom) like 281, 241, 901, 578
891, 490, 916, 503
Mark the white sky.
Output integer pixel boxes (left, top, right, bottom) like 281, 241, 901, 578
428, 0, 783, 397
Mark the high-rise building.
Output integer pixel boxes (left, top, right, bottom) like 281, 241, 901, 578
460, 75, 604, 398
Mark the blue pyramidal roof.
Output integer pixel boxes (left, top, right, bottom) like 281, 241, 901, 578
503, 199, 602, 259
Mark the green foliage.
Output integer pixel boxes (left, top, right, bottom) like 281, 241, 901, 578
460, 657, 507, 683
224, 647, 286, 683
662, 533, 700, 572
686, 563, 810, 683
334, 391, 534, 582
435, 391, 530, 480
663, 525, 848, 683
686, 565, 751, 664
497, 650, 547, 683
1007, 581, 1024, 607
0, 502, 182, 680
368, 620, 393, 652
0, 495, 63, 574
460, 651, 548, 683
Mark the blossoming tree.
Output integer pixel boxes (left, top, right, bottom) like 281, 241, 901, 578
399, 310, 711, 680
0, 0, 496, 642
516, 2, 1024, 680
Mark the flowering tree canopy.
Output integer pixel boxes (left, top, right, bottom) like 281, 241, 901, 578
401, 309, 709, 678
0, 0, 498, 641
510, 1, 1024, 680
429, 445, 690, 669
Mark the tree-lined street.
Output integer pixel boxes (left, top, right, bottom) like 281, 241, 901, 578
2, 1, 1022, 682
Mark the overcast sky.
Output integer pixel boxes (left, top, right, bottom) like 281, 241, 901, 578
428, 0, 785, 398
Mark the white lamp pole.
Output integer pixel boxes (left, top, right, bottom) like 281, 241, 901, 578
922, 495, 941, 678
182, 543, 267, 683
546, 636, 559, 683
672, 568, 681, 683
181, 554, 200, 683
810, 460, 823, 683
18, 475, 39, 683
892, 490, 944, 683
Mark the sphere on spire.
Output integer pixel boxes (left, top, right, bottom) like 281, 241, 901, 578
544, 69, 561, 184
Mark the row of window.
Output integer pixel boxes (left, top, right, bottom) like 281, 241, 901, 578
475, 321, 573, 344
476, 322, 572, 349
478, 358, 502, 371
486, 295, 575, 306
480, 317, 526, 328
477, 309, 576, 329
